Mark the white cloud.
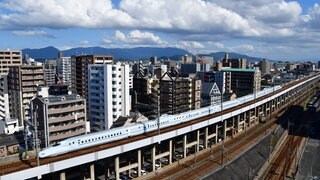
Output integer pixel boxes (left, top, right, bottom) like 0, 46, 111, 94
302, 3, 320, 29
210, 0, 302, 26
176, 41, 205, 52
0, 0, 134, 29
119, 0, 258, 36
80, 40, 89, 46
11, 30, 54, 38
102, 38, 112, 44
114, 30, 168, 46
229, 44, 254, 52
208, 42, 225, 49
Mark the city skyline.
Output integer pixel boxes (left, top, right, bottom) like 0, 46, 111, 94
0, 0, 320, 60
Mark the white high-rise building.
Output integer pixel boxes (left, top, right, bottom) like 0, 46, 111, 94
88, 62, 131, 131
0, 75, 9, 120
57, 57, 72, 85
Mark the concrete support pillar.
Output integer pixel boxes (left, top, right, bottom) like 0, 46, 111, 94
243, 112, 247, 127
223, 120, 227, 140
138, 150, 141, 177
204, 127, 208, 148
115, 156, 119, 180
90, 164, 95, 180
104, 161, 110, 180
60, 172, 66, 180
169, 140, 172, 164
152, 145, 156, 172
196, 130, 200, 152
244, 113, 247, 132
232, 117, 235, 136
183, 135, 187, 158
248, 111, 251, 126
215, 124, 218, 143
237, 115, 240, 133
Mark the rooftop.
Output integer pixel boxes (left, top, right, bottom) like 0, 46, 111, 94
41, 94, 84, 104
221, 67, 258, 73
0, 134, 19, 146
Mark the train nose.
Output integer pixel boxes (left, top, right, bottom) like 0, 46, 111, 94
39, 152, 46, 158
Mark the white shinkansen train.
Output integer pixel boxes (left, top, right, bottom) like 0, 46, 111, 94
39, 86, 281, 158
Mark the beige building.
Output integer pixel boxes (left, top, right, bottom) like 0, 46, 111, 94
160, 72, 201, 115
32, 94, 87, 148
0, 50, 22, 74
8, 65, 45, 126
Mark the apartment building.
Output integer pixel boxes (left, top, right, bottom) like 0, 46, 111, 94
0, 50, 22, 74
160, 72, 201, 115
197, 71, 232, 94
44, 60, 56, 86
221, 67, 261, 96
32, 94, 87, 148
132, 74, 159, 109
8, 65, 45, 126
88, 62, 131, 131
71, 55, 114, 99
57, 56, 72, 85
0, 50, 22, 122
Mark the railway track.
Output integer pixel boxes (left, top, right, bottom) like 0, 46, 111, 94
263, 103, 310, 180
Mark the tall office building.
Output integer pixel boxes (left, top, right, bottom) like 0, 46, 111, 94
150, 56, 157, 65
57, 56, 72, 85
88, 62, 131, 131
260, 59, 271, 75
221, 67, 261, 96
32, 94, 87, 148
44, 60, 56, 86
180, 63, 201, 75
160, 72, 201, 115
8, 65, 45, 126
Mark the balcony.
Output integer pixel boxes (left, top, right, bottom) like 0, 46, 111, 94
49, 129, 86, 141
48, 104, 86, 115
49, 121, 86, 132
49, 112, 86, 123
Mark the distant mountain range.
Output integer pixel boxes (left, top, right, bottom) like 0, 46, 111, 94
22, 46, 191, 61
21, 46, 265, 62
199, 52, 264, 62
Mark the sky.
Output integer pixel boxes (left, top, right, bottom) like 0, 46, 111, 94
0, 0, 320, 60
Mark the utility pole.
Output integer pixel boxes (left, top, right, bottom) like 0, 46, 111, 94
24, 121, 29, 159
157, 94, 160, 135
221, 141, 224, 166
34, 105, 40, 166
